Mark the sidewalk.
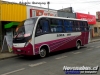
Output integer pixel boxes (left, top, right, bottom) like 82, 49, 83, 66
90, 36, 100, 43
0, 52, 17, 60
0, 37, 100, 60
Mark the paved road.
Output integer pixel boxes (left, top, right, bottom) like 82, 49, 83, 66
0, 41, 100, 75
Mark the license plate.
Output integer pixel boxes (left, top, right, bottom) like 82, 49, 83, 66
17, 49, 21, 52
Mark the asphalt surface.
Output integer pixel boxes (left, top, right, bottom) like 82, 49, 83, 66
0, 41, 100, 75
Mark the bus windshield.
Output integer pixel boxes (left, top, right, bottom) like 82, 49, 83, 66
14, 18, 37, 38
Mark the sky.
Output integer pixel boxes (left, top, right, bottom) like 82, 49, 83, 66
2, 0, 100, 16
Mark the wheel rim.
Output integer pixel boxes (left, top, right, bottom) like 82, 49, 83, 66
77, 43, 80, 49
40, 49, 46, 57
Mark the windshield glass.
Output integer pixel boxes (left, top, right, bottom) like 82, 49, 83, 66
14, 18, 37, 38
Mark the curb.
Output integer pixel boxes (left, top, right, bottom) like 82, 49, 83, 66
90, 39, 100, 43
0, 55, 17, 60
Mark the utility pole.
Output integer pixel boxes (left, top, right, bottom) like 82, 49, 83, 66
0, 0, 2, 49
47, 1, 50, 16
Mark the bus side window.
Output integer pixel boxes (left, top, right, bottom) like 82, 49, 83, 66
81, 21, 89, 31
36, 19, 50, 35
50, 19, 63, 33
82, 22, 88, 31
69, 21, 73, 32
77, 21, 81, 31
75, 21, 78, 31
40, 19, 50, 33
64, 20, 69, 32
36, 22, 42, 34
73, 21, 76, 31
84, 22, 89, 31
56, 19, 63, 32
80, 21, 83, 31
64, 20, 73, 32
50, 19, 57, 32
75, 21, 80, 32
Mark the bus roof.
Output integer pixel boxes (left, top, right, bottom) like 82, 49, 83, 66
32, 16, 87, 22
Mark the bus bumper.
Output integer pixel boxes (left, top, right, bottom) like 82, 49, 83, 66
12, 43, 33, 56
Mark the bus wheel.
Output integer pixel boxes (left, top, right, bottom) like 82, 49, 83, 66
40, 48, 47, 58
76, 42, 81, 50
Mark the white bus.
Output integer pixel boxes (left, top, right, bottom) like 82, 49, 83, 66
13, 16, 89, 58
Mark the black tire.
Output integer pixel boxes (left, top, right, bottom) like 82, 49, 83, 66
39, 48, 47, 58
76, 42, 81, 50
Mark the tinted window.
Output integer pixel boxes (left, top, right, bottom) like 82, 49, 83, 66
80, 21, 84, 31
36, 19, 50, 35
50, 19, 63, 33
77, 21, 81, 31
64, 20, 73, 32
83, 21, 89, 31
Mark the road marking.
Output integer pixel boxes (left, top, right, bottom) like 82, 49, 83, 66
55, 56, 67, 59
29, 61, 46, 67
73, 52, 82, 54
96, 46, 100, 48
87, 49, 92, 51
1, 68, 25, 75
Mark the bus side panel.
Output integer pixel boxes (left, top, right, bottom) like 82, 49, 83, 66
81, 31, 89, 45
49, 36, 78, 52
34, 33, 81, 55
51, 35, 83, 51
34, 36, 77, 55
84, 32, 89, 44
81, 32, 86, 45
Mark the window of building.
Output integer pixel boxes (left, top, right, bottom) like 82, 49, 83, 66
94, 27, 98, 33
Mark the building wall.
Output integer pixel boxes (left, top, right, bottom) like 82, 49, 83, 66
26, 6, 58, 19
57, 11, 76, 18
58, 7, 73, 13
93, 22, 100, 37
96, 11, 100, 20
1, 3, 27, 22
